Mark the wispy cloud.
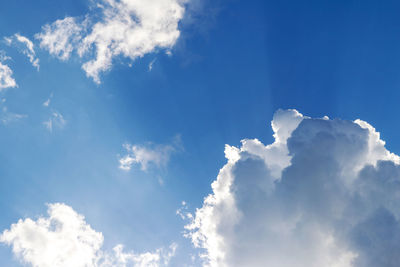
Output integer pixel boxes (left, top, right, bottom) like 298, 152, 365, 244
119, 135, 182, 171
148, 58, 157, 71
4, 34, 40, 70
0, 99, 26, 125
0, 107, 26, 125
43, 110, 66, 132
42, 92, 53, 107
36, 17, 83, 61
0, 98, 28, 125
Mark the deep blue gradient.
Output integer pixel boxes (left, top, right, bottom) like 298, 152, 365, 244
1, 0, 400, 265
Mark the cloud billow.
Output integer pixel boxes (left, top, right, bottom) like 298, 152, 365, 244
0, 58, 16, 90
3, 110, 400, 267
186, 109, 400, 267
0, 203, 177, 267
35, 0, 186, 84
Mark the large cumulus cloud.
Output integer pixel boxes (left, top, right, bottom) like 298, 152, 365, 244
186, 109, 400, 267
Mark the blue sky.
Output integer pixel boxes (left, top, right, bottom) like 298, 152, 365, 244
1, 0, 400, 266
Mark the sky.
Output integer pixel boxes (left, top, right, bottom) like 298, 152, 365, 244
1, 0, 400, 266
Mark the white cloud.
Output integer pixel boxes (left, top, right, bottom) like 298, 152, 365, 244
36, 17, 83, 61
43, 98, 51, 107
43, 92, 53, 107
185, 109, 400, 267
0, 106, 26, 125
176, 201, 193, 221
148, 58, 157, 71
100, 243, 177, 267
0, 57, 17, 90
0, 50, 11, 61
6, 34, 40, 70
119, 136, 182, 171
43, 110, 66, 132
0, 203, 177, 267
36, 0, 186, 83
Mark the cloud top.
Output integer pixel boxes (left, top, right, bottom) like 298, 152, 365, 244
185, 109, 400, 267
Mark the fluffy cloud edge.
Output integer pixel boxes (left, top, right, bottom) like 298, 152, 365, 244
0, 56, 17, 90
119, 135, 183, 172
35, 0, 187, 83
0, 203, 177, 267
184, 109, 400, 267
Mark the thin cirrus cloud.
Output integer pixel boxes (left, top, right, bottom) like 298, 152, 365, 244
0, 98, 26, 125
119, 135, 182, 171
0, 203, 177, 267
4, 34, 40, 70
43, 110, 66, 132
35, 0, 186, 83
42, 92, 53, 107
184, 109, 400, 267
